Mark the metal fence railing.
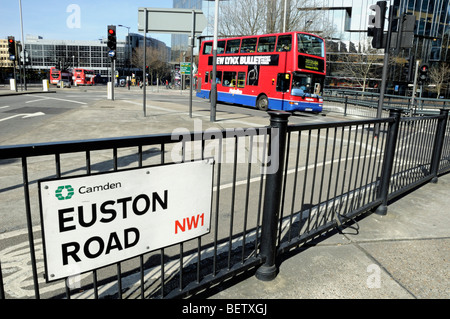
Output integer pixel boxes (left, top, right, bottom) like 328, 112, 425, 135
324, 89, 450, 117
0, 108, 448, 299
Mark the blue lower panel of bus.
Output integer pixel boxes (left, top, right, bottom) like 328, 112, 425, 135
196, 90, 323, 113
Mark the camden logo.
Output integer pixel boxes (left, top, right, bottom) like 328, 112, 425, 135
55, 185, 75, 200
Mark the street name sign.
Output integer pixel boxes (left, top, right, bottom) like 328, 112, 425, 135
39, 160, 214, 282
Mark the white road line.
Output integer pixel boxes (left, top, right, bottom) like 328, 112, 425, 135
27, 95, 87, 105
0, 106, 10, 109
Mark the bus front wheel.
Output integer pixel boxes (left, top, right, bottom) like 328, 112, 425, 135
256, 95, 269, 111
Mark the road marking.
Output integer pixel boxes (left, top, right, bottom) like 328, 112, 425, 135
0, 106, 10, 109
27, 95, 87, 105
0, 112, 45, 122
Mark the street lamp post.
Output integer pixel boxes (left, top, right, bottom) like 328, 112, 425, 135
118, 24, 131, 74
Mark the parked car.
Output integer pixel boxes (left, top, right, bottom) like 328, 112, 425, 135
56, 79, 71, 88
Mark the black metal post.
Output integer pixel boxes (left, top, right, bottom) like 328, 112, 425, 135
375, 109, 401, 215
0, 261, 4, 299
430, 109, 449, 183
255, 111, 290, 281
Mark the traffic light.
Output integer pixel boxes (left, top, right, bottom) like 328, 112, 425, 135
107, 25, 116, 51
419, 64, 428, 82
404, 56, 415, 82
7, 36, 16, 59
368, 1, 387, 49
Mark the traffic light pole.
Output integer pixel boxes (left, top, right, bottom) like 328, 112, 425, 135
143, 8, 148, 117
111, 59, 115, 101
375, 4, 394, 137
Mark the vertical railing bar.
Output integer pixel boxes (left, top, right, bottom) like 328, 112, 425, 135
331, 127, 345, 223
363, 124, 376, 206
345, 124, 360, 215
288, 132, 301, 242
139, 255, 145, 299
307, 129, 320, 232
277, 131, 291, 246
298, 130, 311, 236
0, 261, 4, 299
241, 135, 254, 263
393, 121, 406, 193
21, 157, 40, 299
161, 143, 165, 164
372, 122, 385, 202
339, 125, 352, 219
212, 136, 223, 277
315, 127, 328, 229
160, 248, 165, 298
255, 132, 268, 255
138, 145, 143, 167
358, 124, 370, 208
112, 148, 122, 299
227, 136, 238, 270
179, 242, 183, 291
409, 119, 422, 183
399, 120, 412, 189
137, 146, 145, 299
197, 237, 201, 283
351, 124, 364, 212
54, 153, 71, 299
405, 121, 420, 186
86, 150, 99, 299
322, 127, 336, 226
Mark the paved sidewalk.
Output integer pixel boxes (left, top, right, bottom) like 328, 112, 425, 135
208, 173, 450, 299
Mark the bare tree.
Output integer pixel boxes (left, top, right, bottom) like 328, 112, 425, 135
211, 0, 334, 38
132, 45, 170, 84
339, 41, 384, 91
428, 63, 450, 98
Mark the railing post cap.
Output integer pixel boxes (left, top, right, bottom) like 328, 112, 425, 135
268, 111, 291, 123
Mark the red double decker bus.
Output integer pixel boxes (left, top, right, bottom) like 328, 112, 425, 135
73, 68, 95, 85
49, 67, 72, 85
196, 31, 326, 113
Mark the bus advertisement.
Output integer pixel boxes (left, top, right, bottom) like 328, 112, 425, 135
49, 67, 72, 85
73, 68, 95, 85
196, 31, 326, 113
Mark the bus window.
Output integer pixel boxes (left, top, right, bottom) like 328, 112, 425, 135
276, 35, 292, 52
216, 71, 223, 84
276, 73, 290, 92
204, 71, 209, 83
223, 71, 236, 87
240, 38, 257, 53
217, 41, 226, 54
298, 33, 324, 57
247, 65, 259, 86
237, 72, 246, 88
257, 36, 276, 52
203, 42, 212, 55
226, 39, 241, 54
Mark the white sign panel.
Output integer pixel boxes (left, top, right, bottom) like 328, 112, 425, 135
138, 8, 207, 35
39, 160, 213, 282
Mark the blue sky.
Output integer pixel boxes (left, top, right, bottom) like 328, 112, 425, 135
0, 0, 174, 45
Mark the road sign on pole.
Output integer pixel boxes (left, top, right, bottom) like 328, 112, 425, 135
180, 62, 191, 75
138, 8, 206, 35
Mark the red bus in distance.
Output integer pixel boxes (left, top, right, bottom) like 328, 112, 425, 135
196, 31, 326, 113
73, 68, 95, 85
49, 67, 72, 85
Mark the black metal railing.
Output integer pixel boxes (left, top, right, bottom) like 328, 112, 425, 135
0, 109, 448, 299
